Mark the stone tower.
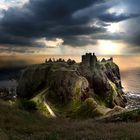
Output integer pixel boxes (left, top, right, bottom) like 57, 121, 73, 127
82, 53, 97, 67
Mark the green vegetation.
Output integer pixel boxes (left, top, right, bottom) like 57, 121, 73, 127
103, 79, 118, 107
75, 98, 103, 119
0, 100, 49, 140
119, 109, 140, 121
101, 109, 140, 122
17, 99, 37, 111
17, 55, 126, 112
31, 88, 54, 117
1, 100, 140, 140
11, 54, 138, 139
31, 88, 47, 111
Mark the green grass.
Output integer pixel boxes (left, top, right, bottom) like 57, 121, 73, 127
31, 88, 53, 116
0, 100, 49, 140
1, 100, 140, 140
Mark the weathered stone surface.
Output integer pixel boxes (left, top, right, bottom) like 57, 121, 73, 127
17, 53, 126, 110
17, 64, 51, 99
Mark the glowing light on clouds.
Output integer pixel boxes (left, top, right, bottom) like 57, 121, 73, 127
106, 6, 126, 34
36, 38, 64, 47
98, 40, 124, 55
107, 23, 120, 33
0, 0, 29, 10
0, 0, 29, 18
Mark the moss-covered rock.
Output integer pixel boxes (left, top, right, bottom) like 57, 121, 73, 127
98, 109, 140, 122
17, 53, 126, 118
74, 98, 104, 119
46, 71, 89, 104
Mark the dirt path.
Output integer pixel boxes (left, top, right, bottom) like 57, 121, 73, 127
44, 101, 56, 118
31, 88, 57, 118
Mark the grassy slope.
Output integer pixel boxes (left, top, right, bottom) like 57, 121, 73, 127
1, 100, 140, 140
31, 88, 51, 116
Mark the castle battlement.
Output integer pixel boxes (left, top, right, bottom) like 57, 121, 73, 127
82, 53, 97, 67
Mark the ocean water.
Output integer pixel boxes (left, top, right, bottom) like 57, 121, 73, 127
111, 56, 140, 93
103, 55, 140, 109
0, 55, 140, 109
121, 68, 140, 109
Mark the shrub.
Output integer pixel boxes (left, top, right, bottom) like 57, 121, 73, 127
75, 98, 103, 118
84, 98, 98, 109
17, 99, 37, 111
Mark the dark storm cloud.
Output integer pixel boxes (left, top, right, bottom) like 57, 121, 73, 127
0, 0, 108, 47
63, 36, 97, 46
48, 25, 106, 37
0, 0, 140, 49
0, 46, 36, 54
118, 15, 140, 48
125, 0, 140, 48
98, 13, 140, 22
91, 32, 125, 40
129, 34, 140, 47
0, 30, 34, 46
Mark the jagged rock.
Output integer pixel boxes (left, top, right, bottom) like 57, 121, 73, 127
17, 53, 126, 116
17, 62, 89, 103
17, 64, 51, 99
92, 70, 111, 97
46, 70, 89, 104
101, 58, 106, 62
76, 98, 103, 118
106, 106, 124, 116
114, 95, 126, 108
107, 57, 113, 62
67, 59, 76, 65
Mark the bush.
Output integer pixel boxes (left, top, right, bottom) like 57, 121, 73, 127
75, 98, 103, 118
84, 98, 98, 109
17, 99, 37, 111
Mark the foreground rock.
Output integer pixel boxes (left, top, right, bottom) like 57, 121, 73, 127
17, 53, 127, 118
96, 108, 140, 122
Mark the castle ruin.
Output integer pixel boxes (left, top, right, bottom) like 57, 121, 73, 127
82, 53, 97, 67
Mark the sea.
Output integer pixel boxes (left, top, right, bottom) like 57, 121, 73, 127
0, 55, 140, 109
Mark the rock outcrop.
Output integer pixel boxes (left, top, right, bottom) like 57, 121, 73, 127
17, 53, 126, 118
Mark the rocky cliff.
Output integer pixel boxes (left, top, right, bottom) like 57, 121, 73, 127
17, 53, 127, 118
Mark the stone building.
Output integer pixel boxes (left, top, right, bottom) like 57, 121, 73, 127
82, 53, 97, 67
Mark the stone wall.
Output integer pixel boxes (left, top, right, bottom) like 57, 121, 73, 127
82, 53, 97, 67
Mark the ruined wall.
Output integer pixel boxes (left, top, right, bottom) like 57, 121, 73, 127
82, 53, 97, 67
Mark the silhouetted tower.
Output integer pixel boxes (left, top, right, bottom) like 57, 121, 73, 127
82, 53, 97, 67
90, 53, 97, 67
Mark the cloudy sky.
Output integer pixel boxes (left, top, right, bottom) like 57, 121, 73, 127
0, 0, 140, 55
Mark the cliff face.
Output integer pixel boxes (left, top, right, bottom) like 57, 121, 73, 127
17, 53, 126, 118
